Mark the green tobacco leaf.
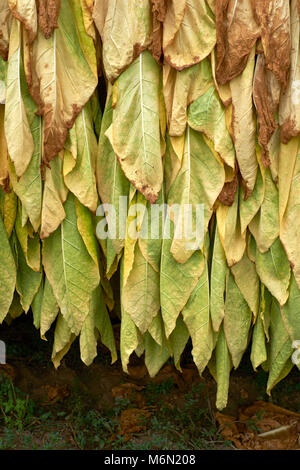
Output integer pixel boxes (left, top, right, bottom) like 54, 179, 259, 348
182, 254, 214, 374
224, 272, 252, 369
119, 257, 140, 373
120, 308, 140, 374
75, 201, 115, 313
164, 58, 213, 136
52, 313, 76, 369
147, 312, 167, 347
120, 257, 144, 373
251, 314, 267, 371
163, 134, 183, 199
75, 197, 99, 268
215, 324, 232, 411
90, 90, 102, 138
217, 185, 246, 266
0, 103, 8, 188
138, 189, 164, 274
169, 314, 190, 371
15, 203, 40, 272
40, 155, 68, 239
231, 251, 259, 319
239, 163, 264, 235
251, 284, 272, 370
31, 279, 43, 329
15, 236, 42, 313
42, 192, 100, 335
249, 167, 279, 252
122, 188, 147, 287
108, 51, 163, 204
255, 238, 290, 306
168, 126, 224, 263
9, 115, 42, 232
69, 0, 97, 79
188, 85, 235, 168
105, 239, 120, 280
96, 93, 130, 256
122, 242, 160, 334
40, 277, 59, 340
135, 336, 145, 359
0, 213, 16, 322
160, 218, 205, 338
80, 285, 117, 366
210, 226, 228, 332
8, 291, 23, 321
267, 298, 293, 394
144, 331, 171, 378
64, 100, 98, 212
0, 188, 17, 239
261, 285, 272, 341
281, 273, 300, 343
79, 301, 98, 367
93, 289, 117, 364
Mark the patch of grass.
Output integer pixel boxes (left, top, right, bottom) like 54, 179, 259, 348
0, 372, 35, 431
145, 378, 175, 405
0, 361, 234, 450
0, 429, 17, 450
109, 396, 132, 416
40, 431, 69, 450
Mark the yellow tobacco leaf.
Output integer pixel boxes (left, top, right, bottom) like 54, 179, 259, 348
5, 18, 34, 177
163, 0, 216, 70
93, 0, 152, 82
31, 0, 97, 166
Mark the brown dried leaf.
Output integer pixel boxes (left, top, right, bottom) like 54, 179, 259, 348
252, 0, 290, 90
0, 1, 12, 60
218, 170, 238, 206
150, 0, 166, 63
36, 0, 61, 40
8, 0, 37, 43
215, 0, 259, 85
253, 54, 279, 167
279, 0, 300, 143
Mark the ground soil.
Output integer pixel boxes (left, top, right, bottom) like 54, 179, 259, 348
0, 314, 299, 450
